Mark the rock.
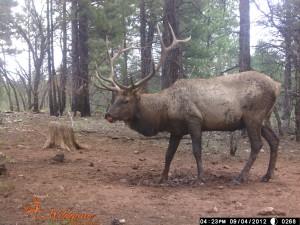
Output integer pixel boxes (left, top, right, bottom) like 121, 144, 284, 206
134, 151, 139, 154
258, 207, 274, 215
0, 164, 7, 175
119, 178, 128, 184
142, 179, 149, 185
223, 165, 230, 169
274, 210, 287, 216
17, 144, 26, 149
235, 202, 243, 209
132, 164, 139, 170
207, 206, 218, 213
257, 207, 286, 216
111, 218, 126, 225
173, 178, 179, 183
217, 186, 224, 189
50, 153, 64, 163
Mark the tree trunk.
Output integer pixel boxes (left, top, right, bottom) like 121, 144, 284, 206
0, 76, 13, 111
71, 0, 79, 114
19, 91, 27, 111
71, 0, 91, 117
231, 0, 251, 155
12, 0, 46, 113
43, 122, 84, 151
8, 80, 20, 112
39, 88, 48, 110
282, 0, 292, 130
27, 42, 32, 110
27, 0, 32, 110
293, 28, 300, 141
239, 0, 251, 72
161, 0, 184, 89
47, 0, 58, 116
47, 0, 54, 115
122, 21, 129, 86
60, 0, 67, 115
140, 0, 156, 93
50, 0, 58, 115
296, 97, 300, 141
78, 0, 90, 117
33, 64, 42, 113
295, 70, 300, 141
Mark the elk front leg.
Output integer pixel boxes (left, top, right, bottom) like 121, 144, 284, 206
160, 134, 183, 183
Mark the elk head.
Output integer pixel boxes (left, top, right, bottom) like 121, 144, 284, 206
94, 24, 191, 123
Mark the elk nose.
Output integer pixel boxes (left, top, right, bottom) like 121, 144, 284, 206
104, 113, 110, 120
105, 113, 115, 123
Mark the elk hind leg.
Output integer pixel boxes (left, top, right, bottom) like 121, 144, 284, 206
234, 124, 263, 185
261, 125, 279, 182
189, 125, 204, 184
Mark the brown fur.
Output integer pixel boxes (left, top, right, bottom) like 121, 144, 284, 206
105, 71, 281, 184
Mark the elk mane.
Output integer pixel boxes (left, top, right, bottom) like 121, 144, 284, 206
126, 95, 164, 137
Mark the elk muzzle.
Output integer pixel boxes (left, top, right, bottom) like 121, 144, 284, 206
105, 113, 116, 123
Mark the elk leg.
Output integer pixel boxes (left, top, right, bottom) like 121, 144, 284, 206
189, 124, 204, 184
261, 125, 279, 182
234, 125, 263, 185
159, 134, 183, 183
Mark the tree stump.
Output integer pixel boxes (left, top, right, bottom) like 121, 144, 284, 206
43, 122, 84, 151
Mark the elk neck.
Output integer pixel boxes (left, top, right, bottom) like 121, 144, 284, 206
126, 92, 169, 137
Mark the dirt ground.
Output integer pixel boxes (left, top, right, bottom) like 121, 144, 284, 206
0, 112, 299, 225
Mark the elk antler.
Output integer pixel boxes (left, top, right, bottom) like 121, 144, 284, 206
95, 23, 191, 92
94, 36, 134, 91
132, 23, 191, 90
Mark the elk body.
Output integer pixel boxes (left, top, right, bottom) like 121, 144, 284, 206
96, 25, 280, 185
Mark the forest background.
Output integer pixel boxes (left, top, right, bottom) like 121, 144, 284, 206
0, 0, 300, 140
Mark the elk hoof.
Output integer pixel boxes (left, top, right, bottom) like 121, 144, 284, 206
158, 177, 168, 184
233, 179, 242, 185
261, 174, 271, 182
191, 177, 205, 187
192, 180, 205, 187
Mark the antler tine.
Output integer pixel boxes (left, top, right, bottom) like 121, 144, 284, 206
133, 23, 191, 89
95, 25, 190, 92
105, 36, 134, 91
94, 62, 120, 92
94, 67, 121, 91
110, 47, 137, 91
94, 36, 134, 92
155, 23, 191, 71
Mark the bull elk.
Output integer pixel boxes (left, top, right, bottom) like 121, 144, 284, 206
95, 24, 280, 185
